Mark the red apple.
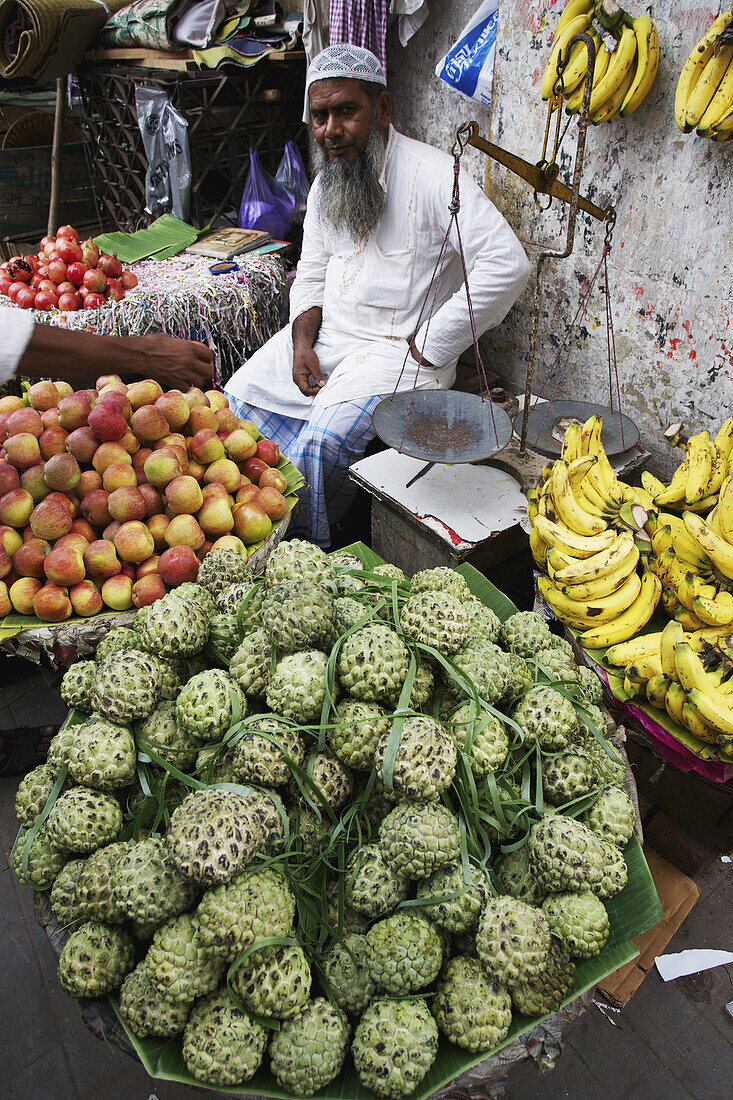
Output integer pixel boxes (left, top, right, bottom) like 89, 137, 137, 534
132, 573, 166, 607
158, 545, 200, 585
88, 401, 128, 442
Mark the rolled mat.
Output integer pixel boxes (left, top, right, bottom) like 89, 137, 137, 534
0, 0, 129, 81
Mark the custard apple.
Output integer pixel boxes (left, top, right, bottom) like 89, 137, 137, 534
46, 726, 78, 773
11, 823, 68, 888
510, 939, 576, 1017
166, 787, 262, 884
269, 997, 349, 1097
156, 657, 184, 699
290, 802, 331, 858
374, 715, 456, 801
196, 864, 295, 960
46, 787, 122, 853
366, 910, 443, 994
144, 912, 225, 1004
298, 751, 352, 811
401, 591, 470, 655
449, 703, 508, 778
528, 814, 605, 893
92, 650, 161, 723
379, 800, 460, 879
231, 944, 312, 1019
207, 612, 241, 660
416, 862, 491, 934
582, 785, 635, 846
136, 592, 209, 658
543, 749, 597, 805
512, 685, 579, 749
48, 858, 84, 926
60, 660, 96, 712
233, 717, 305, 785
328, 699, 389, 770
195, 744, 239, 783
533, 647, 581, 682
197, 548, 249, 594
119, 964, 191, 1038
447, 641, 511, 705
247, 788, 287, 851
543, 891, 610, 957
594, 838, 629, 898
327, 882, 371, 936
330, 550, 363, 571
500, 611, 554, 657
464, 600, 502, 645
332, 595, 369, 637
493, 846, 547, 906
66, 716, 136, 791
15, 763, 62, 825
433, 955, 512, 1052
372, 563, 408, 584
95, 628, 145, 662
266, 538, 335, 589
502, 652, 535, 705
230, 627, 272, 699
409, 661, 434, 708
183, 989, 268, 1086
261, 580, 335, 651
352, 998, 438, 1099
320, 933, 376, 1015
136, 701, 202, 771
112, 836, 199, 925
266, 649, 328, 722
577, 664, 604, 704
582, 734, 626, 788
337, 624, 409, 706
57, 921, 134, 997
176, 669, 246, 742
346, 843, 410, 920
75, 840, 131, 923
216, 579, 264, 619
175, 581, 218, 618
411, 567, 471, 599
476, 896, 551, 988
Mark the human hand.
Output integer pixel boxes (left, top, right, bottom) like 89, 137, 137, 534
136, 332, 213, 389
293, 344, 325, 396
410, 339, 435, 370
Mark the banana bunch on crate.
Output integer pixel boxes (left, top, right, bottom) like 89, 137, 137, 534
541, 0, 660, 123
675, 8, 733, 139
527, 414, 662, 650
602, 621, 733, 756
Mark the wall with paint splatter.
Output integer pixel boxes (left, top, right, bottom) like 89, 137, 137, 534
386, 1, 732, 472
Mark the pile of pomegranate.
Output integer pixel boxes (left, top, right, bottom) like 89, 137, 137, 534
0, 376, 293, 623
0, 225, 137, 312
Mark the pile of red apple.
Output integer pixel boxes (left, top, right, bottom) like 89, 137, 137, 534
0, 376, 293, 622
0, 225, 138, 312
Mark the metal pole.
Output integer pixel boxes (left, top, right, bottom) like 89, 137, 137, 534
520, 253, 547, 453
47, 77, 65, 236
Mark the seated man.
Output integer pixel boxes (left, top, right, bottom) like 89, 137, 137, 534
225, 44, 531, 547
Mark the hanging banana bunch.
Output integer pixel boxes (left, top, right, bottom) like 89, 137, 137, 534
674, 9, 733, 139
541, 0, 660, 124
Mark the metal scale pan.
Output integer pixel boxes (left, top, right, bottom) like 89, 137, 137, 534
521, 399, 639, 459
372, 390, 513, 464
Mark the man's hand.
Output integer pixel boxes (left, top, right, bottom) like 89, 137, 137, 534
410, 339, 435, 370
138, 333, 213, 389
293, 345, 326, 396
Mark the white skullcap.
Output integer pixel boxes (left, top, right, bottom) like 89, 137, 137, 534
305, 44, 387, 93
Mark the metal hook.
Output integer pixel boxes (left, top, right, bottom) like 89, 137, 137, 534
452, 122, 474, 157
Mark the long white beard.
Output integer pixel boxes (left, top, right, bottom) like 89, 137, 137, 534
313, 122, 387, 242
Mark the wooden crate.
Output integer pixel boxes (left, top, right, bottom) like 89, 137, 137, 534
0, 141, 98, 244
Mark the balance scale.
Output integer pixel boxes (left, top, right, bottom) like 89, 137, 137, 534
371, 31, 640, 495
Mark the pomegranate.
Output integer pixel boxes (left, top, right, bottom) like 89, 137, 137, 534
34, 290, 58, 311
47, 259, 67, 284
40, 236, 55, 250
8, 281, 27, 302
83, 268, 107, 293
55, 281, 76, 297
58, 292, 81, 312
36, 264, 49, 278
97, 253, 123, 279
78, 285, 90, 299
81, 239, 100, 266
84, 293, 106, 309
15, 286, 37, 309
23, 255, 39, 274
56, 225, 79, 242
120, 270, 139, 290
43, 241, 57, 258
30, 275, 44, 288
7, 257, 32, 283
0, 276, 12, 296
106, 278, 125, 302
66, 261, 89, 286
45, 250, 61, 263
56, 239, 83, 265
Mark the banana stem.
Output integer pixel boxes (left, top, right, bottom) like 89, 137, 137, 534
595, 0, 624, 32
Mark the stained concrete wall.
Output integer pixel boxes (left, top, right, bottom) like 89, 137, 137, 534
386, 1, 732, 471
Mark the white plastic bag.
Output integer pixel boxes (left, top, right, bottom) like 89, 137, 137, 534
435, 1, 499, 109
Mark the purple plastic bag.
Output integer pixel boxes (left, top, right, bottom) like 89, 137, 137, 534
275, 139, 310, 223
238, 147, 295, 239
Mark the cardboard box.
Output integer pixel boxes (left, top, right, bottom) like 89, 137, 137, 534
599, 847, 700, 1006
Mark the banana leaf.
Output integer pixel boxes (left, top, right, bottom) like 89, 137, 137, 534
109, 542, 663, 1099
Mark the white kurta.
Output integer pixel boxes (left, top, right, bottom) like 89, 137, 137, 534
0, 307, 34, 385
226, 126, 531, 416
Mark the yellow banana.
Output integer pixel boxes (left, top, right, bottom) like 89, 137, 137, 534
580, 413, 604, 458
685, 431, 713, 504
542, 13, 593, 99
538, 570, 641, 629
621, 15, 660, 116
675, 9, 733, 132
550, 460, 608, 536
561, 421, 583, 463
706, 442, 727, 496
593, 62, 635, 124
653, 548, 703, 612
665, 681, 688, 726
716, 476, 733, 543
691, 590, 733, 627
646, 673, 671, 709
605, 633, 664, 670
681, 490, 721, 515
560, 544, 640, 600
681, 701, 719, 744
651, 524, 711, 572
529, 525, 548, 570
685, 43, 733, 131
552, 531, 637, 585
578, 469, 619, 516
627, 653, 663, 682
660, 619, 685, 678
685, 686, 733, 737
556, 0, 594, 38
683, 511, 733, 580
642, 470, 666, 498
561, 34, 599, 94
674, 603, 708, 631
653, 456, 691, 507
714, 416, 733, 460
565, 37, 609, 113
578, 565, 661, 649
589, 25, 637, 115
533, 514, 615, 557
567, 454, 599, 490
699, 53, 733, 133
621, 482, 655, 512
675, 640, 729, 696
